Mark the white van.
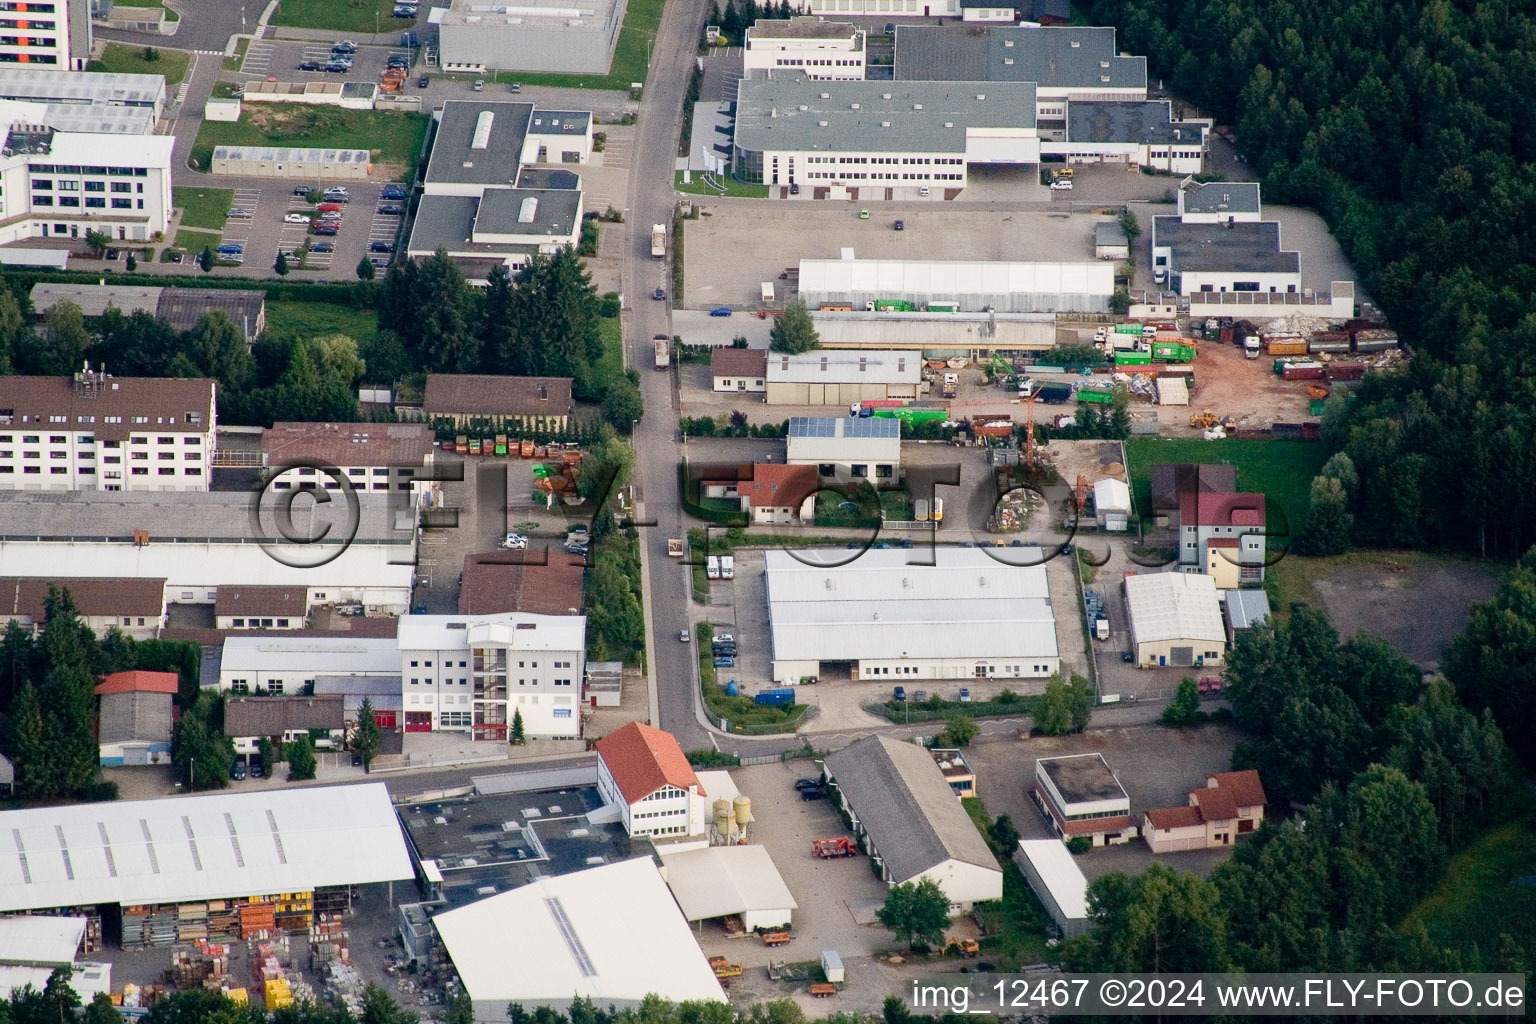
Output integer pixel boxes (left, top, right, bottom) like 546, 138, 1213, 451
720, 555, 735, 580
706, 556, 721, 580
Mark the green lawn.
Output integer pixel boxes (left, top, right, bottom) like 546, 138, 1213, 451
173, 187, 235, 232
1124, 437, 1327, 536
190, 107, 430, 181
174, 228, 220, 252
93, 43, 189, 86
223, 37, 250, 72
960, 798, 1053, 967
105, 0, 179, 20
484, 0, 661, 90
591, 317, 624, 392
264, 301, 378, 343
271, 0, 414, 32
674, 171, 770, 199
1406, 811, 1536, 958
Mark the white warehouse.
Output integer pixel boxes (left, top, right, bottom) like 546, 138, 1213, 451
764, 547, 1060, 685
799, 254, 1116, 313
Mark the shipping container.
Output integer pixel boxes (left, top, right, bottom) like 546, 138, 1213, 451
1036, 383, 1073, 403
494, 434, 508, 456
874, 299, 915, 311
1114, 351, 1152, 366
754, 689, 796, 707
1353, 328, 1399, 352
1114, 323, 1144, 335
1325, 362, 1366, 382
1077, 387, 1115, 404
1309, 331, 1351, 353
872, 406, 948, 424
925, 301, 959, 312
1268, 339, 1309, 356
1151, 340, 1196, 362
1281, 362, 1326, 381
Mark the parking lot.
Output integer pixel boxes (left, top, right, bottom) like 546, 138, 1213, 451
682, 205, 1119, 310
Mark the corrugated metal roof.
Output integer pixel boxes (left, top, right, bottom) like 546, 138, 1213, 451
1015, 840, 1089, 920
1223, 589, 1270, 631
0, 915, 86, 966
799, 258, 1114, 300
658, 845, 798, 922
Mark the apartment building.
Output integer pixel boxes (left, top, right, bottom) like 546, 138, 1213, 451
0, 368, 214, 491
396, 613, 587, 740
0, 0, 92, 70
0, 103, 173, 245
742, 17, 865, 81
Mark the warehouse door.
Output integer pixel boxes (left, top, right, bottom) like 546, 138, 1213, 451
373, 710, 397, 729
404, 712, 432, 732
1170, 646, 1194, 667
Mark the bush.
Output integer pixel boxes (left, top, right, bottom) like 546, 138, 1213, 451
686, 749, 741, 767
1160, 678, 1205, 727
1066, 836, 1093, 855
79, 780, 119, 803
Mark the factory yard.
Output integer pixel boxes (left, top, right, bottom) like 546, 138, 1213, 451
1164, 336, 1315, 434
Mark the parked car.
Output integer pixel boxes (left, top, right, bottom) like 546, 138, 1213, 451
894, 219, 904, 231
312, 225, 338, 236
958, 687, 972, 702
352, 752, 364, 766
324, 187, 349, 200
1121, 650, 1134, 663
652, 287, 665, 300
387, 57, 409, 69
473, 79, 485, 91
793, 778, 821, 792
215, 243, 244, 254
918, 185, 930, 196
912, 690, 927, 703
369, 241, 394, 253
1049, 179, 1073, 191
713, 656, 735, 668
227, 207, 252, 217
417, 75, 430, 87
678, 630, 691, 643
104, 247, 120, 261
893, 686, 906, 702
232, 763, 247, 781
324, 62, 351, 73
298, 60, 322, 71
858, 208, 869, 219
250, 762, 265, 778
501, 532, 528, 549
709, 306, 732, 316
789, 183, 800, 195
393, 5, 416, 15
332, 40, 357, 53
381, 184, 407, 199
293, 186, 312, 197
509, 82, 521, 92
168, 251, 184, 263
309, 242, 334, 253
377, 205, 403, 215
713, 633, 734, 645
284, 213, 311, 223
799, 787, 826, 801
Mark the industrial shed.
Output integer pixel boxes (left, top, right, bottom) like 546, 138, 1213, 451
1013, 840, 1090, 937
658, 845, 797, 931
94, 670, 178, 766
1124, 571, 1226, 669
764, 547, 1059, 685
822, 735, 1002, 912
798, 255, 1116, 313
211, 145, 372, 180
0, 784, 413, 948
765, 349, 921, 405
431, 857, 726, 1019
809, 309, 1057, 356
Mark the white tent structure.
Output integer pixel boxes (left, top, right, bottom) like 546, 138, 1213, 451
658, 845, 797, 931
798, 256, 1115, 313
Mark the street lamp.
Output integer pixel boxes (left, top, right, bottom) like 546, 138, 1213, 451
240, 5, 245, 31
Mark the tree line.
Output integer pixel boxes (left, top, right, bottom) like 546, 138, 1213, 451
0, 589, 200, 801
1061, 607, 1528, 977
1081, 0, 1536, 557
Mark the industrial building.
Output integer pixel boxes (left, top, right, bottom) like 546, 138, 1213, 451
407, 184, 584, 273
94, 670, 177, 766
0, 104, 173, 244
210, 146, 372, 180
31, 285, 270, 345
436, 0, 627, 76
764, 547, 1060, 685
0, 784, 414, 949
313, 676, 403, 730
431, 857, 726, 1019
799, 0, 959, 16
397, 613, 587, 740
1149, 462, 1236, 523
742, 17, 866, 81
0, 68, 163, 118
1223, 588, 1270, 645
732, 74, 1039, 197
260, 421, 436, 496
822, 735, 1002, 912
799, 253, 1116, 313
0, 916, 110, 1003
1093, 477, 1131, 530
1124, 571, 1226, 669
765, 348, 920, 404
1013, 840, 1090, 937
0, 576, 167, 639
223, 695, 346, 757
1143, 770, 1267, 853
0, 490, 418, 613
1094, 221, 1129, 260
810, 308, 1057, 356
657, 845, 797, 932
0, 368, 215, 491
218, 637, 400, 694
1032, 753, 1133, 847
421, 374, 574, 432
1042, 100, 1206, 173
458, 550, 585, 616
594, 722, 709, 839
422, 103, 593, 198
785, 416, 901, 485
1152, 180, 1301, 295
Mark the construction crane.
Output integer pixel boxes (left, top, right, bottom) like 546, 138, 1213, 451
1075, 474, 1088, 514
1021, 390, 1046, 477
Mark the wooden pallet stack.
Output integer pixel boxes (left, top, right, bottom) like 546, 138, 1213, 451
207, 900, 240, 941
239, 897, 276, 939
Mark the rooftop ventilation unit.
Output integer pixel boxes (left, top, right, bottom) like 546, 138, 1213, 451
881, 121, 890, 127
471, 110, 495, 149
913, 103, 922, 110
850, 102, 859, 109
1070, 39, 1080, 47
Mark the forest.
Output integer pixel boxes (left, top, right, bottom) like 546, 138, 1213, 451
1084, 0, 1536, 559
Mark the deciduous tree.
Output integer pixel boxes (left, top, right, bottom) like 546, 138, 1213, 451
768, 300, 818, 353
876, 877, 950, 950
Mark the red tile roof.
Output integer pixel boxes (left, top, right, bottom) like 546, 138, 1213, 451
1191, 785, 1239, 822
1183, 492, 1266, 527
1207, 537, 1240, 549
594, 721, 704, 804
1208, 769, 1267, 809
744, 463, 818, 509
710, 348, 768, 379
94, 670, 179, 696
422, 374, 573, 418
262, 421, 434, 469
458, 550, 585, 616
1144, 804, 1204, 830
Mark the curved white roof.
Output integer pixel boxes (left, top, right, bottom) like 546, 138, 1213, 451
799, 258, 1114, 299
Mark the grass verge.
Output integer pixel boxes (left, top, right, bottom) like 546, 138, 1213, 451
107, 0, 180, 20
674, 170, 770, 199
591, 317, 624, 393
961, 797, 1053, 968
483, 0, 660, 90
697, 622, 808, 734
190, 107, 431, 181
173, 187, 236, 232
1405, 803, 1536, 958
174, 228, 220, 252
271, 0, 414, 32
264, 301, 378, 343
94, 43, 189, 85
866, 694, 1034, 724
223, 37, 250, 73
1123, 437, 1326, 536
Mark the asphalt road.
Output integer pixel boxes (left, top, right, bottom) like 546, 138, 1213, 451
99, 0, 252, 51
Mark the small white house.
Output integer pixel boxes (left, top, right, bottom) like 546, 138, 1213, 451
1093, 478, 1131, 530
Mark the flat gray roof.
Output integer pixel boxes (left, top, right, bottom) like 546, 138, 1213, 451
747, 15, 859, 40
408, 194, 481, 253
1039, 753, 1127, 804
214, 146, 370, 164
1094, 221, 1128, 245
477, 187, 582, 238
425, 100, 534, 187
515, 167, 581, 190
1153, 216, 1300, 275
1181, 179, 1261, 216
528, 109, 592, 134
1224, 588, 1271, 631
0, 68, 166, 107
41, 102, 156, 135
1067, 101, 1198, 145
893, 25, 1146, 91
734, 73, 1035, 154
